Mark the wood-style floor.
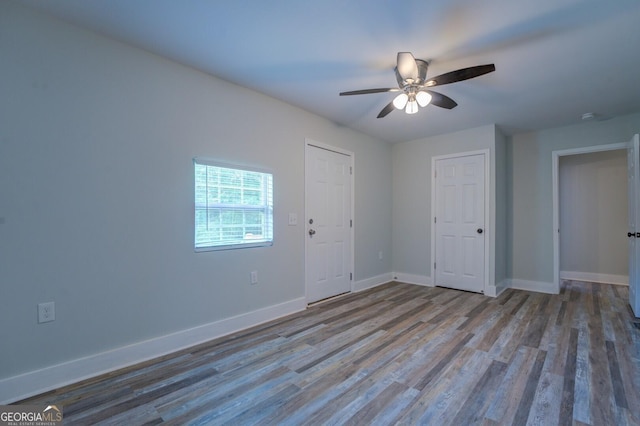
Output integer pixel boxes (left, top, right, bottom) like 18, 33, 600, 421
19, 281, 640, 425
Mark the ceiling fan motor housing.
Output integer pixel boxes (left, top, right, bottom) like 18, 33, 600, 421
395, 59, 430, 88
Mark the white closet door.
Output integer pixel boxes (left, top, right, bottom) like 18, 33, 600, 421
434, 154, 486, 293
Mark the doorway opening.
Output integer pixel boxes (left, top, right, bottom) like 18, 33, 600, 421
552, 142, 628, 293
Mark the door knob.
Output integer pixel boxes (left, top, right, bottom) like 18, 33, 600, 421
629, 232, 635, 238
309, 229, 316, 236
477, 228, 483, 234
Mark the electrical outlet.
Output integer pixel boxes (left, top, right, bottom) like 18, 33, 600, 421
378, 251, 383, 260
250, 271, 258, 284
38, 302, 55, 323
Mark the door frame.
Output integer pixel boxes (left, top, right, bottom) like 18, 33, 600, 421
551, 142, 628, 293
431, 149, 491, 293
304, 138, 355, 303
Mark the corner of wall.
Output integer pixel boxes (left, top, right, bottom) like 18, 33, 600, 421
507, 278, 559, 295
353, 273, 393, 292
391, 272, 433, 287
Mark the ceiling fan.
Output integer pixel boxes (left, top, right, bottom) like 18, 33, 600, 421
339, 52, 495, 118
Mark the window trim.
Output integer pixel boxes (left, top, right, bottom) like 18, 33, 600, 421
193, 157, 274, 252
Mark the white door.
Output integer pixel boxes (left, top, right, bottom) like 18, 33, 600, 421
628, 134, 640, 317
305, 144, 353, 303
434, 154, 486, 293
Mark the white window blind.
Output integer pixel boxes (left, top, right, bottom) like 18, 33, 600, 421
194, 158, 273, 251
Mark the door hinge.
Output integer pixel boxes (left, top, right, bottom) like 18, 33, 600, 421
350, 219, 353, 228
434, 262, 436, 270
434, 170, 437, 178
350, 166, 353, 175
434, 217, 437, 223
350, 272, 353, 281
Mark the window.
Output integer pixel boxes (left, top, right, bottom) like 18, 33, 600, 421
194, 158, 273, 251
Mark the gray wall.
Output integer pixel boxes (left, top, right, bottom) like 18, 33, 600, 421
559, 150, 627, 276
392, 114, 640, 289
509, 112, 640, 284
391, 124, 498, 281
0, 2, 392, 380
494, 129, 508, 285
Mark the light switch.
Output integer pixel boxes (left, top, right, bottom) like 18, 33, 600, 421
288, 213, 297, 226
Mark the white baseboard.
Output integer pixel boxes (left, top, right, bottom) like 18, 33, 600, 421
353, 273, 393, 292
508, 278, 559, 294
391, 275, 511, 298
0, 297, 306, 404
486, 280, 509, 297
391, 272, 433, 287
560, 271, 629, 286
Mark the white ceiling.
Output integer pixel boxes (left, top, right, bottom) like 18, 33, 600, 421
19, 0, 640, 143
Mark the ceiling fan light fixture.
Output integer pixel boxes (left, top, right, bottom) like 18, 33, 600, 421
393, 93, 409, 110
405, 99, 419, 114
416, 91, 432, 107
339, 51, 495, 119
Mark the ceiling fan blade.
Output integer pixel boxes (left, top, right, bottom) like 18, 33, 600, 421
426, 64, 495, 87
426, 90, 458, 109
377, 101, 395, 118
339, 88, 399, 96
396, 52, 419, 82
